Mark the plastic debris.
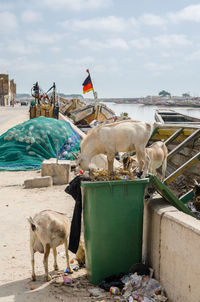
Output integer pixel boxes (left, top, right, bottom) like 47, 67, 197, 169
110, 286, 120, 295
64, 268, 71, 274
29, 285, 36, 290
62, 276, 75, 284
71, 263, 79, 271
122, 273, 167, 302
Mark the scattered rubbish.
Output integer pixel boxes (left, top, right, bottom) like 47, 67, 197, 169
62, 276, 75, 284
70, 259, 75, 264
99, 269, 167, 301
88, 288, 106, 298
129, 263, 150, 276
129, 294, 154, 301
90, 168, 135, 181
122, 273, 167, 302
110, 286, 120, 295
186, 201, 200, 219
71, 263, 79, 271
64, 268, 70, 274
54, 280, 64, 287
99, 272, 125, 291
29, 285, 35, 290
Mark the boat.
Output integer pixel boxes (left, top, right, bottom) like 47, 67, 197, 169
149, 110, 200, 202
155, 109, 200, 125
59, 97, 116, 131
69, 103, 115, 125
59, 98, 86, 116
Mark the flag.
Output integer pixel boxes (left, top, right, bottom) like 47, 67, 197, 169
82, 72, 93, 94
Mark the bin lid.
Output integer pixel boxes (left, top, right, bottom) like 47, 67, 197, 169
149, 174, 197, 219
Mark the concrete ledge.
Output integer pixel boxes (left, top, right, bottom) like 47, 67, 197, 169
41, 158, 71, 185
143, 194, 200, 302
24, 176, 53, 188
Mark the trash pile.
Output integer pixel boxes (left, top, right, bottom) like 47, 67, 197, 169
88, 168, 136, 181
50, 270, 167, 301
99, 269, 168, 302
0, 116, 80, 171
121, 273, 167, 302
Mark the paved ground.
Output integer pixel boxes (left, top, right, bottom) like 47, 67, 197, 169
0, 107, 116, 302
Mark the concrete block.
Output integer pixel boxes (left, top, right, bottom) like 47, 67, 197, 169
24, 176, 53, 188
41, 158, 71, 185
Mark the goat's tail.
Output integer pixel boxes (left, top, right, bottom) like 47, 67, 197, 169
27, 216, 37, 231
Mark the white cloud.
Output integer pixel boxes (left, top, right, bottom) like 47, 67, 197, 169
27, 32, 61, 44
80, 38, 129, 50
169, 4, 200, 23
144, 62, 173, 74
186, 50, 200, 61
0, 12, 18, 33
64, 56, 94, 64
130, 38, 151, 49
21, 10, 42, 23
60, 16, 137, 33
0, 3, 15, 11
154, 34, 192, 47
41, 0, 111, 11
139, 13, 166, 27
0, 39, 38, 55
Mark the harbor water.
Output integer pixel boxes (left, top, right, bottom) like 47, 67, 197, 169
102, 102, 200, 122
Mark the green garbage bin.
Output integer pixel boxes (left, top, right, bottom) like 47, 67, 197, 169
81, 178, 149, 285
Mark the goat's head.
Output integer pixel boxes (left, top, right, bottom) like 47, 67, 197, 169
122, 155, 138, 171
71, 151, 90, 171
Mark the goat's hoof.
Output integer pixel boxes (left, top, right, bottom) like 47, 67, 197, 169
45, 274, 52, 282
54, 265, 59, 271
32, 275, 36, 281
67, 268, 73, 274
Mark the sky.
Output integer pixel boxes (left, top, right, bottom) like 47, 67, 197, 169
1, 0, 200, 97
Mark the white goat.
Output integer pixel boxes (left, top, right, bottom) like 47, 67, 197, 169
78, 120, 156, 176
123, 141, 168, 181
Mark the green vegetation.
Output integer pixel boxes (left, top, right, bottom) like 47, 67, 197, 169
158, 90, 171, 97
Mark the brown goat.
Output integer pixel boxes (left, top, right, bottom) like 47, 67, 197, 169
28, 210, 85, 281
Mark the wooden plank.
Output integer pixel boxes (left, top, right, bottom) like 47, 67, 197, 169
164, 128, 183, 146
167, 128, 200, 160
164, 152, 200, 184
180, 189, 194, 204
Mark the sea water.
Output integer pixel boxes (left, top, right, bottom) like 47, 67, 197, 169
102, 102, 200, 122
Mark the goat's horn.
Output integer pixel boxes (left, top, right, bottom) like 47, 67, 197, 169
71, 152, 78, 159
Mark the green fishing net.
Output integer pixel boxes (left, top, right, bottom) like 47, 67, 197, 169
0, 116, 81, 171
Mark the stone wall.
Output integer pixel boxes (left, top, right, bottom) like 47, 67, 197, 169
143, 195, 200, 301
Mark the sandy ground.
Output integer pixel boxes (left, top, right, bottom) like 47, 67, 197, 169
0, 107, 116, 302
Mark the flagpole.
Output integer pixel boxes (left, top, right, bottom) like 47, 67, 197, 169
86, 69, 98, 106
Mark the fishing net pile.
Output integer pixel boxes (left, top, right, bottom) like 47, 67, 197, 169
0, 116, 81, 171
